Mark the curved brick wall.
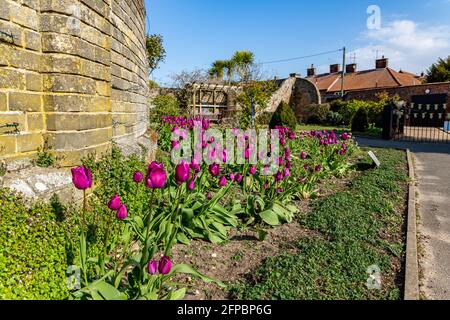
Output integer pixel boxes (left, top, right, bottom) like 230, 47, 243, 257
0, 0, 148, 166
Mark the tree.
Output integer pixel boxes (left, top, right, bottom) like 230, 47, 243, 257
224, 59, 236, 84
146, 34, 166, 75
425, 56, 450, 83
209, 60, 227, 81
231, 50, 255, 83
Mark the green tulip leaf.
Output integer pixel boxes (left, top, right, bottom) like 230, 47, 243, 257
176, 233, 191, 245
259, 209, 281, 226
169, 264, 226, 288
168, 288, 186, 300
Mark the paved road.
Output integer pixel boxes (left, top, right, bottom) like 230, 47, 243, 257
355, 137, 450, 300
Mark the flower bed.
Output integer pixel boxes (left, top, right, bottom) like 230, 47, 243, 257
0, 115, 407, 300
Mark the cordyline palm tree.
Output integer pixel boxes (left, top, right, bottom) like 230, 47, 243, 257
232, 50, 255, 83
223, 59, 236, 84
209, 60, 227, 81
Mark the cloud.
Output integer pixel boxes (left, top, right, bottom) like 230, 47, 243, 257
350, 20, 450, 74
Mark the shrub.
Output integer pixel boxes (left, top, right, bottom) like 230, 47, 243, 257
327, 111, 344, 126
351, 107, 369, 132
269, 101, 297, 130
149, 95, 181, 125
302, 104, 330, 124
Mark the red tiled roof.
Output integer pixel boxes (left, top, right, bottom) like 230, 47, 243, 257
306, 68, 423, 93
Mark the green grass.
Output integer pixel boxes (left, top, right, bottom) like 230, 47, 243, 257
231, 148, 408, 300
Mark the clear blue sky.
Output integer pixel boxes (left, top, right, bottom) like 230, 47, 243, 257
145, 0, 450, 86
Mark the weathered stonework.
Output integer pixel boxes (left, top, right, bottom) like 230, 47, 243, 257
0, 0, 149, 166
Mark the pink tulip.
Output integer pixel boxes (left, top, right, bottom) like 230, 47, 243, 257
249, 166, 256, 175
264, 181, 269, 190
71, 166, 93, 190
148, 161, 164, 171
234, 173, 243, 183
218, 176, 228, 187
175, 161, 190, 184
158, 256, 172, 275
300, 151, 307, 160
133, 171, 143, 183
283, 168, 290, 177
147, 260, 158, 275
108, 194, 121, 210
280, 137, 286, 146
222, 149, 228, 163
116, 205, 127, 220
288, 132, 295, 140
229, 173, 235, 181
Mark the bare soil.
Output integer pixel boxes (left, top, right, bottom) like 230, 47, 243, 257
172, 173, 357, 300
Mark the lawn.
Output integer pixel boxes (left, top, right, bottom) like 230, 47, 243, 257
229, 148, 408, 300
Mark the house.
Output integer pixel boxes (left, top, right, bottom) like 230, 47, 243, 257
305, 57, 425, 102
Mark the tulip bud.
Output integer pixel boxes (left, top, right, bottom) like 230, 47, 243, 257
71, 166, 93, 190
208, 163, 220, 177
133, 171, 143, 183
158, 256, 173, 275
218, 176, 228, 187
147, 260, 158, 275
108, 194, 121, 210
116, 205, 128, 220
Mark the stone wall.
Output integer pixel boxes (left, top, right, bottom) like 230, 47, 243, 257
261, 75, 321, 117
0, 0, 149, 166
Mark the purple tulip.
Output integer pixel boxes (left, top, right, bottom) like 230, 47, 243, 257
275, 171, 283, 182
208, 163, 220, 177
206, 192, 214, 200
283, 168, 290, 177
303, 164, 309, 170
280, 137, 286, 146
116, 205, 127, 220
218, 176, 228, 187
249, 166, 256, 175
244, 148, 250, 160
341, 133, 349, 141
71, 166, 93, 190
190, 160, 201, 173
288, 132, 295, 140
276, 188, 284, 193
108, 194, 121, 210
175, 161, 190, 184
315, 165, 322, 172
147, 167, 167, 189
147, 260, 158, 275
158, 256, 172, 275
234, 173, 243, 183
264, 181, 269, 190
148, 161, 164, 171
171, 140, 180, 150
133, 171, 143, 183
222, 149, 228, 163
300, 151, 307, 160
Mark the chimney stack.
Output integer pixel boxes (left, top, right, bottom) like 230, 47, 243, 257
307, 64, 316, 77
346, 63, 357, 73
376, 56, 388, 69
330, 64, 341, 74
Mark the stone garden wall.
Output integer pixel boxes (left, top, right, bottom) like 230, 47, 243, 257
0, 0, 149, 166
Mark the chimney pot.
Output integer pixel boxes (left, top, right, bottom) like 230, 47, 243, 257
307, 64, 316, 77
290, 73, 300, 78
330, 64, 341, 74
